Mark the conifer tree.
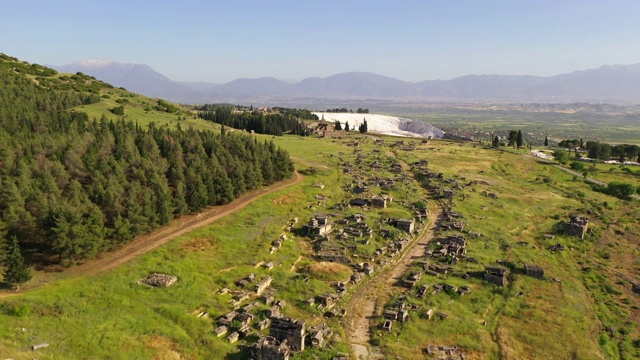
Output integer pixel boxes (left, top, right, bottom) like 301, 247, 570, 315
507, 130, 518, 148
516, 130, 523, 150
3, 236, 31, 290
544, 136, 548, 146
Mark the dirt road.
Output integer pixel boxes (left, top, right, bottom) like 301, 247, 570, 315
0, 172, 303, 297
344, 204, 443, 359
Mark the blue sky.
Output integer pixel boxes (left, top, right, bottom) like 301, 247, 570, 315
1, 0, 639, 83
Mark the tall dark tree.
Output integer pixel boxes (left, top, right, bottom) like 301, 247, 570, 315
358, 119, 368, 133
345, 121, 350, 132
334, 121, 342, 131
516, 130, 523, 150
507, 130, 518, 148
3, 236, 31, 289
492, 136, 500, 148
544, 136, 548, 147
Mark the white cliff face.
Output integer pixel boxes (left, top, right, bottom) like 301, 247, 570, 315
312, 112, 445, 139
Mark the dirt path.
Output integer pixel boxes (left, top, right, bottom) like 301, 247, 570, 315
344, 203, 443, 359
0, 172, 303, 298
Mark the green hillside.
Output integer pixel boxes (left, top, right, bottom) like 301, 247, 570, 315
0, 54, 639, 360
0, 53, 293, 267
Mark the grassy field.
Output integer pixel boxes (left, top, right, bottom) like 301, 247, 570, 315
1, 133, 639, 359
583, 163, 640, 188
367, 141, 640, 359
72, 87, 221, 132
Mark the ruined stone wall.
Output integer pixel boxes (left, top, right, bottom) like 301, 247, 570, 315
269, 317, 306, 352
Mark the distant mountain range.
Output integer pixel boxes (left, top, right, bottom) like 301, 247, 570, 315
53, 60, 640, 103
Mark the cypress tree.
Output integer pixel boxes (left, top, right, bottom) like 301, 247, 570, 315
544, 136, 548, 146
3, 235, 31, 290
516, 130, 523, 150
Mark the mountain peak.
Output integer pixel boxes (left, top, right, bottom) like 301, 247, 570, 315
71, 59, 116, 68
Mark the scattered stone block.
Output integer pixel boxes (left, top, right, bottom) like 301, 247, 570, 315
227, 331, 239, 343
32, 343, 49, 351
214, 326, 228, 337
140, 273, 178, 287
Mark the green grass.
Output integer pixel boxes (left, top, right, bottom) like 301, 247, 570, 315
1, 135, 639, 359
72, 87, 221, 132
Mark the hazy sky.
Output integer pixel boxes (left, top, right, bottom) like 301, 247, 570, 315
2, 0, 639, 83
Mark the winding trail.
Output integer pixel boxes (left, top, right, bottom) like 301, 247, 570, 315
344, 203, 443, 359
0, 172, 303, 298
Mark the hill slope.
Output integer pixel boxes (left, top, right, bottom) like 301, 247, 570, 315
53, 60, 205, 101
0, 53, 294, 267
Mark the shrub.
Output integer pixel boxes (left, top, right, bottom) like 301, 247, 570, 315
553, 150, 569, 165
110, 105, 125, 115
300, 167, 319, 175
570, 161, 586, 171
602, 181, 637, 200
0, 302, 31, 317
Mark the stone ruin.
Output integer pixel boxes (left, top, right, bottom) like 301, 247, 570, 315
425, 344, 466, 360
484, 266, 508, 286
443, 189, 454, 199
139, 273, 178, 288
383, 301, 410, 323
249, 336, 291, 360
307, 323, 333, 348
524, 264, 545, 279
402, 271, 422, 288
305, 215, 332, 237
269, 316, 306, 352
565, 215, 588, 239
255, 276, 273, 295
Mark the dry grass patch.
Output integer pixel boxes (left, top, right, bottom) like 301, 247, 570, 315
180, 237, 213, 252
304, 261, 353, 282
145, 335, 183, 360
272, 194, 295, 205
495, 325, 518, 360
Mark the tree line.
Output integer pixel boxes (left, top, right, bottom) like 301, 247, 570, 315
557, 138, 640, 162
0, 57, 294, 271
492, 130, 524, 150
332, 119, 368, 133
197, 105, 314, 136
325, 108, 369, 114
